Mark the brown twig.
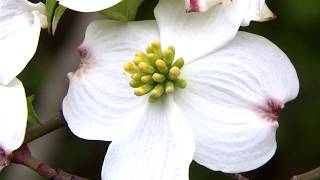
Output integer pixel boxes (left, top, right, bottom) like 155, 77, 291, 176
233, 173, 250, 180
225, 173, 250, 180
24, 113, 66, 144
10, 145, 91, 180
291, 166, 320, 180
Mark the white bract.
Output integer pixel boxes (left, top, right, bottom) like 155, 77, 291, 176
0, 0, 42, 170
63, 0, 299, 179
0, 0, 47, 85
185, 0, 275, 26
0, 78, 27, 170
58, 0, 121, 12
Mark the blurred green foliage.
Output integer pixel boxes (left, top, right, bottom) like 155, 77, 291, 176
1, 0, 320, 179
26, 95, 41, 125
100, 0, 144, 21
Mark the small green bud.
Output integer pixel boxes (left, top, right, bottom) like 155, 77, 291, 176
141, 75, 154, 84
155, 60, 168, 74
172, 57, 184, 68
124, 62, 139, 74
134, 84, 154, 96
152, 73, 166, 83
168, 66, 181, 80
147, 53, 157, 65
138, 62, 155, 74
165, 81, 175, 94
151, 40, 161, 51
135, 51, 146, 57
133, 56, 144, 65
131, 73, 142, 81
150, 41, 164, 59
150, 84, 164, 98
146, 45, 154, 54
164, 48, 174, 65
176, 79, 187, 89
129, 79, 142, 88
148, 95, 159, 103
168, 46, 175, 55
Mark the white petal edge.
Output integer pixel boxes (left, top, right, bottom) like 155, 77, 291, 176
0, 0, 47, 85
102, 97, 195, 180
241, 0, 275, 26
155, 0, 251, 62
0, 78, 27, 153
174, 31, 299, 173
63, 20, 160, 141
58, 0, 121, 12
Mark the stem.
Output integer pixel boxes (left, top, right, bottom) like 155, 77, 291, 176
291, 166, 320, 180
24, 113, 65, 144
11, 145, 91, 180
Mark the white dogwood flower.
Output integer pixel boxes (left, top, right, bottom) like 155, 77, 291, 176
0, 78, 27, 171
185, 0, 275, 26
62, 0, 299, 179
58, 0, 121, 12
0, 0, 47, 85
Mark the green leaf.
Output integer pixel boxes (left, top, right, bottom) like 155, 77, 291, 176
100, 0, 144, 21
46, 0, 57, 33
27, 95, 41, 125
52, 5, 67, 35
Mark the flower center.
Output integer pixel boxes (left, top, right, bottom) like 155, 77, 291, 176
123, 40, 187, 103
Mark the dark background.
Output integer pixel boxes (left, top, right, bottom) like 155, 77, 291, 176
1, 0, 320, 179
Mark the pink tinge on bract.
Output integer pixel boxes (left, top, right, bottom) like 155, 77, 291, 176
185, 0, 226, 13
78, 45, 95, 66
256, 99, 284, 126
78, 46, 89, 60
186, 0, 200, 12
0, 147, 9, 172
68, 46, 95, 78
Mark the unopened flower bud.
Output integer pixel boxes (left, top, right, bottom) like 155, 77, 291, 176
172, 57, 184, 68
176, 79, 187, 89
150, 84, 164, 98
165, 81, 175, 94
138, 62, 155, 74
134, 84, 154, 96
155, 60, 168, 74
168, 66, 181, 80
152, 73, 166, 83
141, 75, 154, 84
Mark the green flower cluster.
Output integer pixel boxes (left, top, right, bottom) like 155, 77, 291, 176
124, 40, 187, 103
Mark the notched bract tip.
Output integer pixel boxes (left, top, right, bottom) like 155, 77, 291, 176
185, 0, 228, 13
68, 46, 95, 79
256, 99, 284, 126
